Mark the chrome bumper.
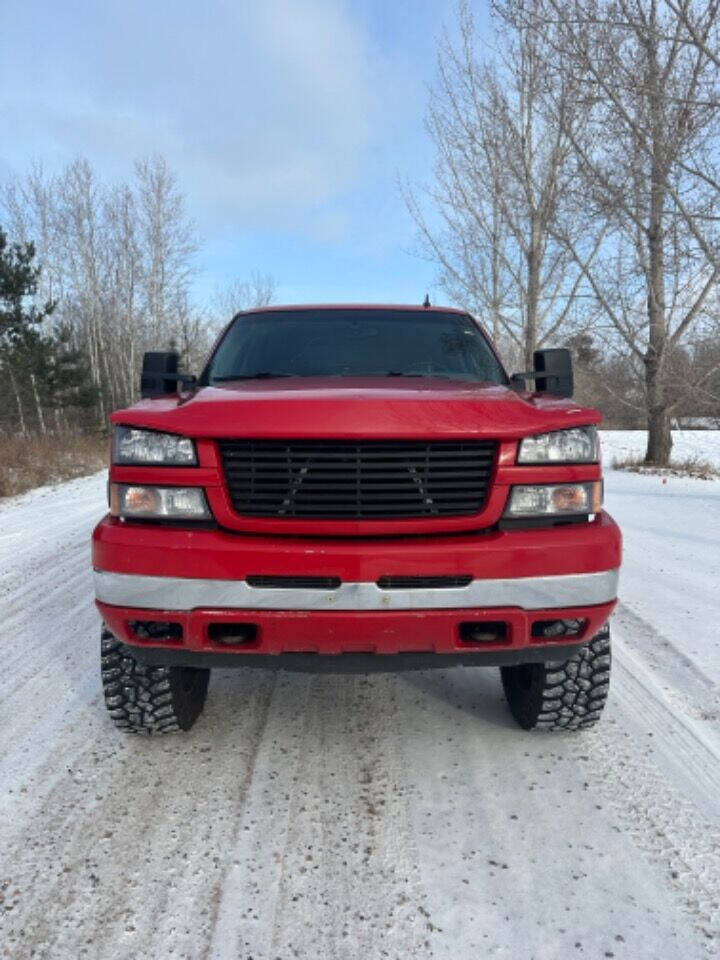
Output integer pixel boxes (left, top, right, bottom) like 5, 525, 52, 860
94, 568, 619, 612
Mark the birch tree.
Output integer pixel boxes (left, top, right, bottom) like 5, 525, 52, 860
2, 157, 202, 418
405, 0, 591, 368
665, 0, 720, 67
528, 0, 720, 464
135, 156, 197, 346
1, 155, 279, 432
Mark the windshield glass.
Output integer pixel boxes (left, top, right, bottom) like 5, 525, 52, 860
204, 309, 507, 384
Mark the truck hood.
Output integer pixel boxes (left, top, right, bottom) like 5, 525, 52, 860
110, 377, 601, 440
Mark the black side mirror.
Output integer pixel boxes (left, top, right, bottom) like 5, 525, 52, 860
511, 348, 574, 398
534, 348, 573, 397
141, 351, 178, 398
140, 351, 196, 398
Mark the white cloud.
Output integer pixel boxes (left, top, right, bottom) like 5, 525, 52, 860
0, 0, 391, 229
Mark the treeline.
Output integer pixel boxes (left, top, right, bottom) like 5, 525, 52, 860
5, 2, 720, 470
568, 333, 720, 428
408, 0, 720, 462
0, 156, 274, 437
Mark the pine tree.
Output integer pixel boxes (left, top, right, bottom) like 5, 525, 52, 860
0, 225, 55, 345
1, 225, 96, 434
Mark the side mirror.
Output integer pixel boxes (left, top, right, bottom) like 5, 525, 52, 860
511, 348, 574, 398
140, 351, 196, 398
140, 351, 179, 398
534, 348, 573, 397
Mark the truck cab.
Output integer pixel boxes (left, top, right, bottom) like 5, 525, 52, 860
93, 304, 620, 734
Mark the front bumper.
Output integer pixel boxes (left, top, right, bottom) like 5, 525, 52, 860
92, 511, 621, 661
95, 568, 617, 611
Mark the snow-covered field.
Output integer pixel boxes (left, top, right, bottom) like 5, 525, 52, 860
1, 431, 718, 960
600, 428, 720, 468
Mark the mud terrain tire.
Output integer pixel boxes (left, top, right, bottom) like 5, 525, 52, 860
500, 626, 611, 731
101, 628, 210, 734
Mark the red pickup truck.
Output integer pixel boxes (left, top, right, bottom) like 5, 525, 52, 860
92, 304, 620, 734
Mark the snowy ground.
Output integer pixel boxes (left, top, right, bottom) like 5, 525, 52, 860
1, 431, 718, 960
600, 428, 720, 468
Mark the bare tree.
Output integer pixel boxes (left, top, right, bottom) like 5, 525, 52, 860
104, 183, 142, 403
665, 0, 720, 67
527, 0, 720, 464
169, 298, 216, 374
134, 156, 197, 346
3, 157, 203, 416
56, 159, 112, 422
211, 272, 277, 323
405, 0, 592, 368
2, 156, 281, 430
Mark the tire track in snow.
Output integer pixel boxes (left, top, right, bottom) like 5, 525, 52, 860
207, 672, 433, 960
0, 670, 279, 960
2, 557, 88, 634
615, 602, 720, 725
0, 484, 107, 807
613, 607, 720, 818
0, 579, 94, 714
0, 475, 104, 685
575, 628, 720, 951
0, 560, 99, 783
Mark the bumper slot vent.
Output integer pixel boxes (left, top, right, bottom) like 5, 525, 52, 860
208, 622, 258, 646
459, 621, 508, 645
377, 575, 473, 590
531, 618, 586, 639
246, 575, 342, 590
218, 439, 496, 519
128, 620, 183, 642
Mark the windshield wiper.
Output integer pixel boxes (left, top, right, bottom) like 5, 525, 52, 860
213, 371, 450, 381
212, 372, 295, 381
384, 372, 478, 382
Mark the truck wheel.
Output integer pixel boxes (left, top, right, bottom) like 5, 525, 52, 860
500, 626, 611, 731
100, 628, 210, 734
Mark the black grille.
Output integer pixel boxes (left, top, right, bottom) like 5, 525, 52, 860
218, 439, 496, 519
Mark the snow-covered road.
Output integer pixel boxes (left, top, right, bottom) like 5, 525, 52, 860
1, 433, 719, 960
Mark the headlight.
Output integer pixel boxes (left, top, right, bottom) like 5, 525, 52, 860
517, 426, 598, 464
504, 482, 602, 518
110, 484, 211, 520
113, 426, 197, 465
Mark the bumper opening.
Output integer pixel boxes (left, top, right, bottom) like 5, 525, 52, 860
459, 621, 508, 645
208, 622, 258, 647
530, 617, 587, 641
128, 619, 183, 644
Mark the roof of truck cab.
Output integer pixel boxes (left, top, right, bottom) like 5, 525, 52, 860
236, 303, 468, 316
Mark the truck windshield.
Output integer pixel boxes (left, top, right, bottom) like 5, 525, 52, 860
204, 309, 507, 384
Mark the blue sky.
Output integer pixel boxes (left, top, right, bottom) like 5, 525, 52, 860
0, 0, 492, 307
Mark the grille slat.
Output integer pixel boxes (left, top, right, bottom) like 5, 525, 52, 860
222, 468, 491, 481
223, 460, 493, 469
218, 439, 496, 519
221, 460, 495, 471
222, 481, 488, 493
220, 447, 493, 458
